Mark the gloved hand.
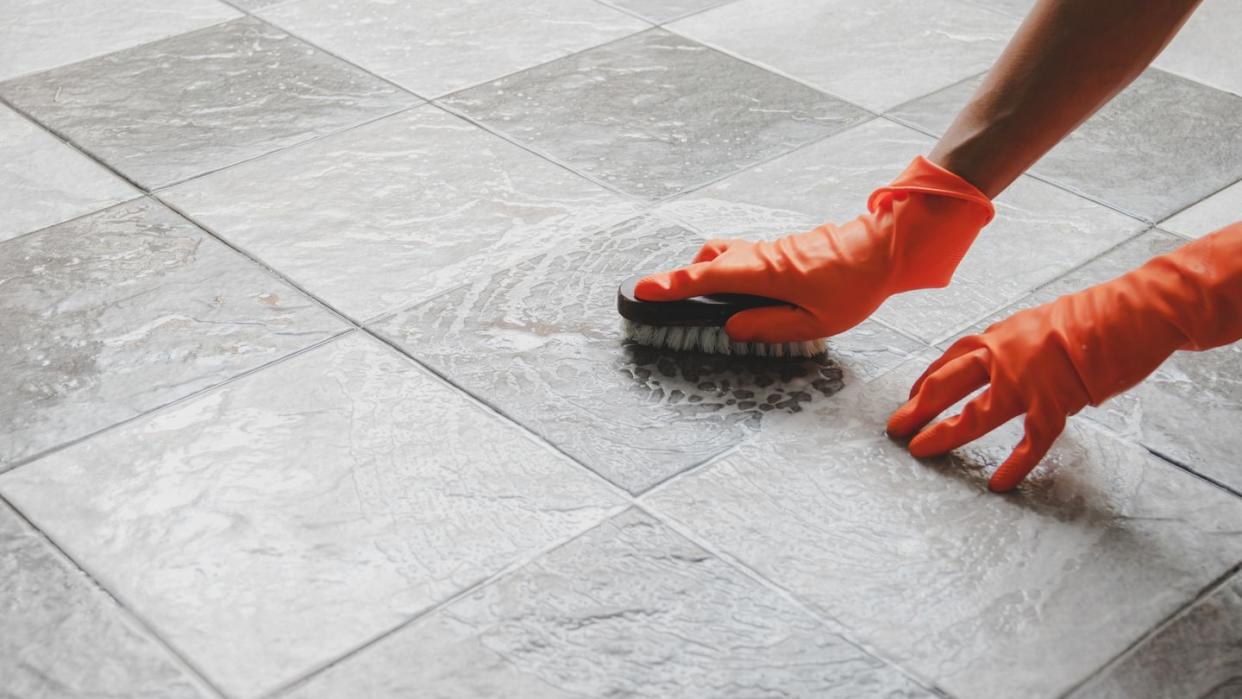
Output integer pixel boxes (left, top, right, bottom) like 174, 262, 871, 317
887, 223, 1242, 492
635, 156, 994, 341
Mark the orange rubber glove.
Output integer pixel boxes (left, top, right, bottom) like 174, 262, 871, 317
888, 223, 1242, 492
635, 156, 994, 341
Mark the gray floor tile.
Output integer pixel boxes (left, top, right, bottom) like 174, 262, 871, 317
957, 0, 1034, 20
373, 214, 924, 494
1161, 179, 1242, 239
443, 29, 868, 201
287, 509, 932, 698
668, 0, 1019, 111
658, 118, 1145, 344
0, 17, 418, 189
0, 333, 625, 698
161, 105, 639, 321
0, 104, 137, 242
1155, 0, 1242, 97
0, 198, 345, 470
0, 499, 209, 699
944, 230, 1242, 495
644, 358, 1242, 699
889, 68, 1242, 222
602, 0, 735, 23
0, 0, 239, 81
1073, 572, 1242, 699
258, 0, 647, 98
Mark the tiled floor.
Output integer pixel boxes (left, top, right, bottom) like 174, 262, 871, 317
1, 1, 1239, 697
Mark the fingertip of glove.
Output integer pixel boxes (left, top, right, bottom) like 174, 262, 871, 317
633, 274, 671, 301
885, 401, 918, 438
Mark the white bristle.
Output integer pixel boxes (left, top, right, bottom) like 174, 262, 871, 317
621, 319, 828, 358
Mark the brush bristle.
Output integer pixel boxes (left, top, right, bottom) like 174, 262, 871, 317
622, 319, 827, 358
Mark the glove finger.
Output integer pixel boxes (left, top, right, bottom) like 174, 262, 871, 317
907, 387, 1020, 457
988, 409, 1067, 492
634, 262, 720, 301
908, 334, 987, 399
692, 238, 744, 263
886, 349, 989, 438
724, 305, 823, 343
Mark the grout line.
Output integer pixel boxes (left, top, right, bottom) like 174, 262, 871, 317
0, 493, 231, 699
1058, 560, 1242, 698
1140, 445, 1242, 500
1153, 173, 1242, 232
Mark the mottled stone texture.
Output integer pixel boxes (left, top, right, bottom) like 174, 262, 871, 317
0, 334, 624, 698
603, 0, 734, 23
288, 510, 932, 698
1161, 181, 1242, 239
1154, 0, 1242, 97
0, 17, 417, 188
0, 500, 208, 698
258, 0, 647, 97
374, 215, 922, 493
0, 198, 344, 469
444, 29, 868, 200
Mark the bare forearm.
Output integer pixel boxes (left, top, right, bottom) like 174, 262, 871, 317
929, 0, 1201, 198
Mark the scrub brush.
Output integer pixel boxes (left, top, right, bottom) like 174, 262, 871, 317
617, 275, 827, 358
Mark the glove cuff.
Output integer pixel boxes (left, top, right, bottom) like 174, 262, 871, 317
867, 155, 995, 225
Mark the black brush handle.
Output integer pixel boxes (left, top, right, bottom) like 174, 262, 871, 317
616, 275, 790, 327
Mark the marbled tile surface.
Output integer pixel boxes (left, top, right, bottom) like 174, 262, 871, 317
668, 0, 1019, 111
258, 0, 648, 98
644, 357, 1242, 699
374, 214, 924, 494
0, 500, 209, 699
0, 0, 239, 81
0, 17, 418, 189
443, 29, 868, 200
162, 105, 639, 321
1074, 572, 1242, 699
0, 104, 137, 242
288, 509, 932, 698
0, 198, 345, 470
948, 230, 1242, 495
0, 333, 625, 698
1161, 180, 1242, 239
1155, 0, 1242, 97
602, 0, 736, 23
659, 118, 1146, 343
889, 68, 1242, 222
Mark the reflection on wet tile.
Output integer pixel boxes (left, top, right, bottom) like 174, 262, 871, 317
0, 104, 137, 242
658, 118, 1145, 343
0, 17, 417, 189
1155, 0, 1242, 97
1074, 573, 1242, 699
162, 105, 639, 321
259, 0, 647, 98
289, 509, 931, 698
0, 0, 238, 81
947, 230, 1242, 494
603, 0, 735, 23
0, 333, 624, 698
443, 29, 867, 200
0, 198, 345, 470
0, 500, 209, 698
645, 357, 1242, 699
374, 215, 923, 493
669, 0, 1018, 111
1160, 179, 1242, 239
889, 69, 1242, 221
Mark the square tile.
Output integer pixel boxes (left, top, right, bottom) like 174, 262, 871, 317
373, 214, 925, 494
0, 104, 137, 242
258, 0, 648, 98
0, 17, 418, 189
287, 509, 932, 698
0, 333, 625, 698
0, 0, 239, 81
1160, 179, 1242, 238
658, 118, 1146, 343
947, 230, 1242, 495
889, 68, 1242, 222
668, 0, 1019, 111
1073, 573, 1242, 699
0, 500, 209, 698
602, 0, 735, 23
0, 198, 345, 470
1154, 0, 1242, 97
644, 358, 1242, 698
443, 29, 868, 200
161, 105, 639, 321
